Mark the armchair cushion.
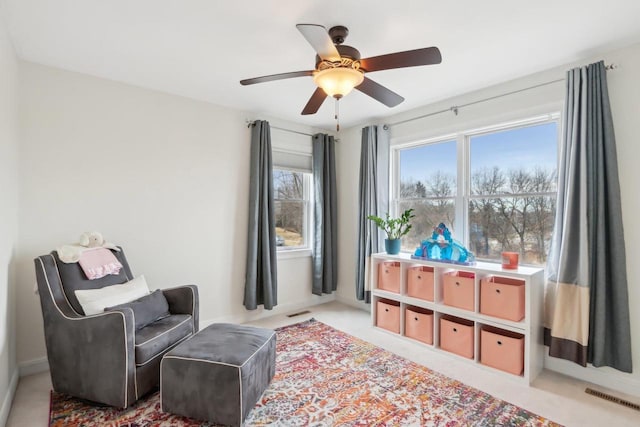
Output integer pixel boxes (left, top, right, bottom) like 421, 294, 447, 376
135, 314, 194, 366
106, 289, 170, 330
74, 275, 150, 315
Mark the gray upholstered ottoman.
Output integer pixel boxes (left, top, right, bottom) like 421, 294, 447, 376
160, 323, 276, 426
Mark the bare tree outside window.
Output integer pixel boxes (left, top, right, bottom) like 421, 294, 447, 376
468, 166, 556, 264
273, 169, 308, 248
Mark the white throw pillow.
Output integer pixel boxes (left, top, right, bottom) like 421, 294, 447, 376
75, 275, 151, 316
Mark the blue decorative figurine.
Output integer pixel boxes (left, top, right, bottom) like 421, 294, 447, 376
414, 223, 475, 264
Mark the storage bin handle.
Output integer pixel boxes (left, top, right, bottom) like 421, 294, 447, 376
417, 275, 422, 279
496, 289, 501, 294
414, 317, 419, 321
385, 308, 389, 312
455, 281, 460, 286
497, 340, 502, 345
453, 327, 457, 332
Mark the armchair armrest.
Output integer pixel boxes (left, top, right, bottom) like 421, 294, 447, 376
163, 284, 199, 332
45, 308, 137, 408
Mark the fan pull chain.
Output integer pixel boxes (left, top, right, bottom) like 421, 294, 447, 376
335, 98, 340, 132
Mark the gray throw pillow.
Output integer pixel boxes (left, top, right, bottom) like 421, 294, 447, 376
105, 289, 170, 330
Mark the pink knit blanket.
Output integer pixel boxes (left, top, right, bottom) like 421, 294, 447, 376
78, 248, 123, 280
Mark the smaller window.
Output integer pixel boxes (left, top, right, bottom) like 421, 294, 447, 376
273, 169, 311, 250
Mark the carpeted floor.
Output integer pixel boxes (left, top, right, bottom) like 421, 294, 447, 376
49, 319, 562, 426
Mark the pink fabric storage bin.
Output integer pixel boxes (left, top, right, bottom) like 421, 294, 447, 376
443, 271, 475, 311
378, 262, 400, 293
480, 326, 524, 375
439, 316, 474, 359
376, 299, 400, 334
407, 266, 434, 301
404, 306, 433, 345
480, 276, 525, 321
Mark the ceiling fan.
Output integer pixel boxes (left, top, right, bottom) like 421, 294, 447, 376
240, 24, 442, 127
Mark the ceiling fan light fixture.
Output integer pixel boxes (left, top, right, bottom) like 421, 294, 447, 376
313, 67, 364, 98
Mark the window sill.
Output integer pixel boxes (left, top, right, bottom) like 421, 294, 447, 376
277, 248, 312, 260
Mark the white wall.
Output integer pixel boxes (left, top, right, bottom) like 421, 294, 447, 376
337, 43, 640, 395
15, 62, 332, 366
0, 4, 19, 424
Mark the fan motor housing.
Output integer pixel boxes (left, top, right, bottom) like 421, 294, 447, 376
315, 45, 361, 68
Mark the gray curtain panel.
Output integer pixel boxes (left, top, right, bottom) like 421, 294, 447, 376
244, 120, 278, 310
312, 133, 338, 296
545, 61, 631, 372
356, 125, 389, 302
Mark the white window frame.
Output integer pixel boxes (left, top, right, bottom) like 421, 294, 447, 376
391, 113, 560, 263
273, 167, 313, 258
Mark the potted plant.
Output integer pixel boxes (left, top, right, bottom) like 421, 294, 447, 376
368, 209, 415, 255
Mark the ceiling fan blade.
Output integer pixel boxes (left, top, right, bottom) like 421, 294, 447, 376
356, 77, 404, 107
240, 70, 314, 86
296, 24, 341, 62
360, 47, 442, 72
301, 87, 328, 115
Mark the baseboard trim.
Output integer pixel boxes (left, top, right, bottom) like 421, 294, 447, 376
0, 369, 19, 427
18, 357, 49, 377
544, 353, 640, 398
200, 294, 337, 328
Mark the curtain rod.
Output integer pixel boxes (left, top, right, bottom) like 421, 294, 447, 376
273, 125, 314, 137
246, 120, 340, 141
246, 120, 314, 137
385, 63, 618, 129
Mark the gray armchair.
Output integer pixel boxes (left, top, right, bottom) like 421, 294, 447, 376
34, 247, 199, 408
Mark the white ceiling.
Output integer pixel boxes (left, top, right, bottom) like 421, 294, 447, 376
3, 0, 640, 131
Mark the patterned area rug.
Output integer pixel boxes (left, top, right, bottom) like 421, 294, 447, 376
49, 319, 561, 426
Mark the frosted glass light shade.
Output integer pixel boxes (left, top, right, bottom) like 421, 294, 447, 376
313, 67, 364, 98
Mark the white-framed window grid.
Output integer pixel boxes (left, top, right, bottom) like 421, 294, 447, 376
272, 166, 313, 254
390, 113, 560, 265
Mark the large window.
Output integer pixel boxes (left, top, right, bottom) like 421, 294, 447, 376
273, 169, 311, 250
393, 116, 558, 265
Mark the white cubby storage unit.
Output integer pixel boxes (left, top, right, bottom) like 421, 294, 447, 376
370, 252, 545, 384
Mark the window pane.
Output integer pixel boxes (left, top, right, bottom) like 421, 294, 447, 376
400, 140, 457, 197
470, 123, 557, 196
398, 199, 455, 251
469, 195, 556, 265
274, 200, 305, 247
273, 168, 308, 250
273, 169, 304, 200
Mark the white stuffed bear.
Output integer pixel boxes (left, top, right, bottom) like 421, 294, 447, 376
78, 231, 120, 251
57, 231, 120, 263
79, 231, 104, 248
79, 231, 103, 248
